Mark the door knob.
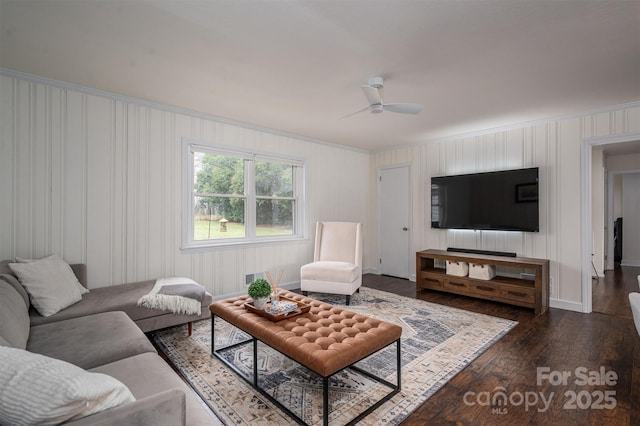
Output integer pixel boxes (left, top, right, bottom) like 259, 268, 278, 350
402, 227, 408, 231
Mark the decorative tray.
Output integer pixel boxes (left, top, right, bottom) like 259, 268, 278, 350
244, 296, 310, 321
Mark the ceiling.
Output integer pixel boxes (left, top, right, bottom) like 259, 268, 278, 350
1, 1, 639, 151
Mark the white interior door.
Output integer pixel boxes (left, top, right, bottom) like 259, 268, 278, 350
379, 166, 410, 278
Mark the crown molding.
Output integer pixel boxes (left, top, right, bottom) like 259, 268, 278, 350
0, 67, 369, 154
374, 100, 640, 153
2, 67, 637, 156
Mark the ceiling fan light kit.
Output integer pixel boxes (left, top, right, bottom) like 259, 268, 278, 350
344, 76, 424, 118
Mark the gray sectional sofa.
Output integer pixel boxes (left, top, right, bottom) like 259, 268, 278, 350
0, 260, 218, 425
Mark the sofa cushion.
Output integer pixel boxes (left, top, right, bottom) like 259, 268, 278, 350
0, 260, 13, 275
90, 352, 217, 426
27, 311, 156, 369
0, 280, 29, 349
0, 273, 30, 308
8, 255, 88, 317
0, 347, 135, 426
63, 389, 187, 426
30, 279, 213, 328
137, 277, 206, 315
134, 308, 210, 333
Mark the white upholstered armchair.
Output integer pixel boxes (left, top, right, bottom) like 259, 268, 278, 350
300, 221, 363, 305
629, 275, 640, 336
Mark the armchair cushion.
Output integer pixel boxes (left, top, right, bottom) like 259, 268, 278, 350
301, 222, 363, 303
300, 261, 360, 283
315, 221, 362, 264
629, 292, 640, 335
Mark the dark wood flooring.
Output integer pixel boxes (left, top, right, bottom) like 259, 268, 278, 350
592, 266, 640, 318
364, 266, 640, 426
154, 266, 640, 425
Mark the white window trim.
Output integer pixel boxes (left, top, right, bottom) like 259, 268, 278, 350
181, 138, 306, 252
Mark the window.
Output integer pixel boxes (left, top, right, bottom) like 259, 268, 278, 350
183, 141, 305, 250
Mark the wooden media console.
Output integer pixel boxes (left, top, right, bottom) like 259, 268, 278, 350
416, 249, 550, 315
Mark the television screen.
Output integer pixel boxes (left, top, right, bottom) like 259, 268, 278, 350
431, 167, 539, 232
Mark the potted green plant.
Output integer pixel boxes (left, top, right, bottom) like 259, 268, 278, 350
248, 278, 272, 310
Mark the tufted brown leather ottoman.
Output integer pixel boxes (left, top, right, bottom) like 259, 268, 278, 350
210, 291, 402, 425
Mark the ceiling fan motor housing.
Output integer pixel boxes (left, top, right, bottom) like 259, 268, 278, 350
368, 76, 384, 89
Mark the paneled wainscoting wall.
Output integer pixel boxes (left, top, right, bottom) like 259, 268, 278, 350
0, 73, 372, 297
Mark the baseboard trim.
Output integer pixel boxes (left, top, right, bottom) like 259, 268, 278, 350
550, 298, 584, 313
213, 281, 299, 301
621, 260, 640, 267
215, 277, 587, 313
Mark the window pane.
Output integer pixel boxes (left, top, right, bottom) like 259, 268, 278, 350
194, 152, 244, 195
185, 143, 303, 248
256, 199, 293, 236
255, 161, 293, 197
194, 196, 245, 240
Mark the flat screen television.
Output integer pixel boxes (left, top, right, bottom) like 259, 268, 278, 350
431, 167, 539, 232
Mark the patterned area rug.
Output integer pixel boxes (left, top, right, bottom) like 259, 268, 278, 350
152, 287, 517, 425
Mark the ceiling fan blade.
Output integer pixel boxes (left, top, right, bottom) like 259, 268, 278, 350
383, 103, 424, 114
340, 105, 370, 119
361, 85, 382, 106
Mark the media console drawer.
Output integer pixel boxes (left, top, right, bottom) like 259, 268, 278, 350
419, 272, 444, 289
469, 281, 501, 297
500, 286, 535, 303
444, 277, 471, 292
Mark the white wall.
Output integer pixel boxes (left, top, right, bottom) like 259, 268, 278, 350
0, 74, 372, 295
2, 70, 638, 310
622, 174, 640, 267
372, 104, 640, 311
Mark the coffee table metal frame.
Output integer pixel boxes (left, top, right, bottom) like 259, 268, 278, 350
211, 313, 401, 426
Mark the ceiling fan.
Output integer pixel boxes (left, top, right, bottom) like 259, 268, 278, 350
343, 76, 424, 118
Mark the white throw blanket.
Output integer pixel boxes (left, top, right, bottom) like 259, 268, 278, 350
137, 277, 205, 316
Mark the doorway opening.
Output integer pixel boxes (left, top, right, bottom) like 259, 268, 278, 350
584, 135, 640, 313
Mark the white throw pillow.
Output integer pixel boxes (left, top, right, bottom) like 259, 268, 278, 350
0, 347, 135, 426
15, 255, 89, 295
8, 255, 87, 317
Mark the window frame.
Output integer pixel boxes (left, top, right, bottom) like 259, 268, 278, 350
181, 139, 306, 252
